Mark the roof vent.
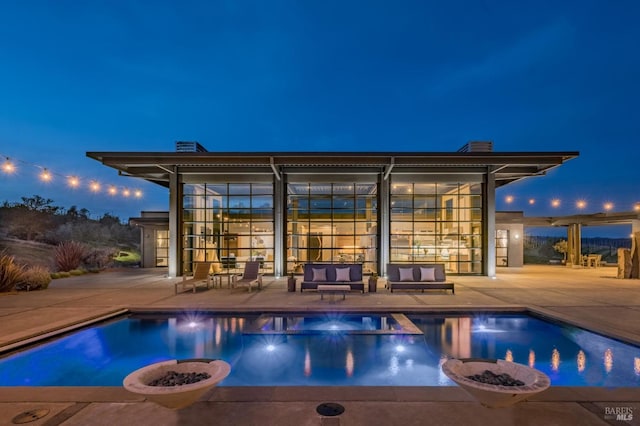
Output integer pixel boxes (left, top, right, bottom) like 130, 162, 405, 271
457, 141, 493, 152
175, 141, 208, 152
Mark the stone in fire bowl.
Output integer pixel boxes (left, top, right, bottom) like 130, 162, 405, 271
123, 358, 231, 410
442, 358, 550, 408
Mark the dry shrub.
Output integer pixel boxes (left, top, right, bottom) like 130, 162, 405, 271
54, 241, 87, 272
19, 265, 52, 290
0, 251, 25, 292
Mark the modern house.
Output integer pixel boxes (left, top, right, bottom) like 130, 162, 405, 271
88, 142, 578, 278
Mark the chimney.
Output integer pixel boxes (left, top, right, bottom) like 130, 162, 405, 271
175, 141, 208, 152
457, 141, 493, 152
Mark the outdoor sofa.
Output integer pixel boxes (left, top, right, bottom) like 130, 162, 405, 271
386, 263, 455, 294
300, 263, 365, 293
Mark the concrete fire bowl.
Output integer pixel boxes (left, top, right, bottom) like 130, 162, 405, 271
442, 358, 550, 408
123, 359, 231, 410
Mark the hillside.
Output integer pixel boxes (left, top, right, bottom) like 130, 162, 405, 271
0, 237, 56, 268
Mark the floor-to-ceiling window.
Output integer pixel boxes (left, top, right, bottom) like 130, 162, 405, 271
182, 183, 274, 274
389, 181, 483, 274
155, 229, 169, 267
286, 183, 378, 274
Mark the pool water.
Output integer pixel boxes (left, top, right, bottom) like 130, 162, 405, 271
0, 312, 639, 387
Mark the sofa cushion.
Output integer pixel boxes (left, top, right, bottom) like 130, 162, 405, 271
420, 267, 436, 282
335, 267, 351, 281
312, 268, 327, 282
399, 267, 415, 281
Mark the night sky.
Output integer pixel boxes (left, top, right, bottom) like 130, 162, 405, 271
1, 1, 638, 237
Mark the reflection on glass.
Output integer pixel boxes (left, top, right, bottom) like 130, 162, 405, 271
577, 350, 586, 373
634, 357, 640, 376
551, 349, 560, 372
529, 350, 535, 368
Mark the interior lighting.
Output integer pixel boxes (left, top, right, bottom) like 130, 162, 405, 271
68, 176, 80, 188
40, 168, 52, 182
266, 344, 276, 352
505, 195, 514, 204
395, 345, 406, 353
551, 199, 561, 208
603, 202, 613, 211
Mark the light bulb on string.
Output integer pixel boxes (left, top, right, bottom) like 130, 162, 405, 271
2, 158, 15, 174
89, 181, 100, 193
67, 176, 80, 188
39, 168, 52, 182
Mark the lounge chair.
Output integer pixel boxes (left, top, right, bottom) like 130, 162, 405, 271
231, 261, 262, 292
175, 262, 212, 294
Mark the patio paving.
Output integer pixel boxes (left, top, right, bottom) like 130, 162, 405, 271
0, 265, 639, 425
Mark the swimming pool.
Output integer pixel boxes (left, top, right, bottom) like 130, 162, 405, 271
0, 312, 639, 387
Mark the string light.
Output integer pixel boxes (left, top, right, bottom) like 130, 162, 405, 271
576, 200, 587, 209
528, 198, 535, 205
505, 195, 514, 203
39, 168, 52, 182
68, 176, 80, 188
0, 151, 143, 200
2, 158, 15, 173
551, 199, 561, 208
603, 202, 614, 211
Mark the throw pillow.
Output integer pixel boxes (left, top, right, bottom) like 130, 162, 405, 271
420, 267, 436, 282
399, 267, 414, 282
335, 267, 351, 282
312, 268, 327, 282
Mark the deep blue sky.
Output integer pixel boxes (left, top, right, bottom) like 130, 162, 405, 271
1, 1, 638, 237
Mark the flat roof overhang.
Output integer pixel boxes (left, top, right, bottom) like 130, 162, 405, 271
520, 212, 640, 227
86, 151, 579, 189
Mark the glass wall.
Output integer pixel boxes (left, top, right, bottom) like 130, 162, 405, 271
496, 230, 509, 267
182, 183, 274, 274
287, 183, 378, 274
390, 182, 482, 273
155, 229, 169, 267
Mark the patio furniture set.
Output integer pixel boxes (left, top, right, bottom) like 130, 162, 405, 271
176, 262, 455, 298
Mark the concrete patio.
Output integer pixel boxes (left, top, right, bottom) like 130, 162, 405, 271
0, 265, 639, 425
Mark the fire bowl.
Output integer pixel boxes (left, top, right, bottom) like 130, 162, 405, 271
123, 358, 231, 410
442, 358, 550, 408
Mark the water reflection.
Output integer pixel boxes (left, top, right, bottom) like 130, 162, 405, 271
1, 313, 639, 387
